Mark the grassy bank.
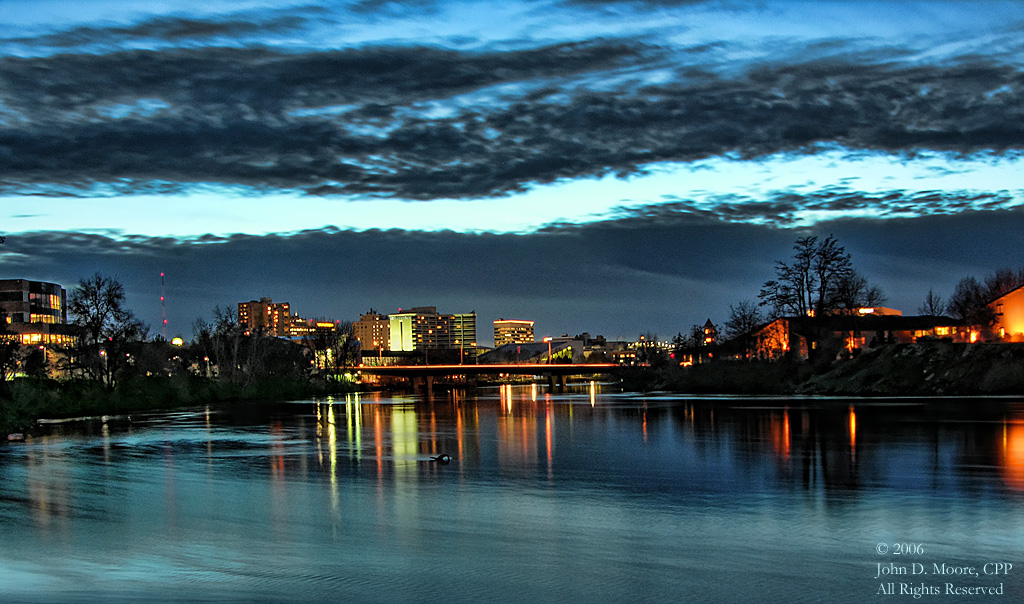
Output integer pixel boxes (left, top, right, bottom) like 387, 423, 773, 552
634, 358, 813, 394
638, 342, 1024, 396
798, 342, 1024, 396
0, 375, 358, 434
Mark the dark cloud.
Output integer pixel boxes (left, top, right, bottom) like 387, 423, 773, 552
561, 0, 717, 7
5, 202, 1024, 343
1, 7, 327, 48
1, 38, 1023, 199
631, 188, 1017, 226
349, 0, 441, 15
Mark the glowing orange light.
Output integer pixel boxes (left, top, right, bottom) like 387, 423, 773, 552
1001, 421, 1024, 491
545, 405, 553, 468
782, 409, 791, 460
848, 405, 857, 456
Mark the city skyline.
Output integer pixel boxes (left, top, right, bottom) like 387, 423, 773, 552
2, 1, 1023, 342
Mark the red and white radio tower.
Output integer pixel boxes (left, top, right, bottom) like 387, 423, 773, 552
160, 272, 168, 340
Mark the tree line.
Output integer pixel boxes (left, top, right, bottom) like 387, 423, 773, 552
1, 273, 358, 395
719, 235, 1022, 344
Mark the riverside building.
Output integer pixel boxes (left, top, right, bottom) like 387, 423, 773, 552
0, 279, 75, 344
493, 319, 535, 347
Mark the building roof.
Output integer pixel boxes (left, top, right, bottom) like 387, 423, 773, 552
478, 341, 570, 364
767, 314, 963, 337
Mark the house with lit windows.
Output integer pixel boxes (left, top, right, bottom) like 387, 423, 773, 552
991, 285, 1024, 342
738, 309, 967, 361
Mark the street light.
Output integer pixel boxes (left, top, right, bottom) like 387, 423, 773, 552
543, 337, 552, 365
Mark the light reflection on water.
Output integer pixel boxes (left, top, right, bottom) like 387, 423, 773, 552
2, 385, 1024, 602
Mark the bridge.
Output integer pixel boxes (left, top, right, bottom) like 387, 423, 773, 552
356, 363, 630, 393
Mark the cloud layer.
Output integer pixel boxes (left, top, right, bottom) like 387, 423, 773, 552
1, 4, 1023, 201
7, 204, 1024, 342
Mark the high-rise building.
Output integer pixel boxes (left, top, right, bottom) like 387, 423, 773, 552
354, 309, 390, 351
493, 319, 535, 347
0, 279, 74, 344
452, 312, 477, 353
237, 297, 292, 337
387, 306, 476, 352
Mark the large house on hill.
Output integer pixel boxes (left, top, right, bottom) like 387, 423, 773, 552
737, 309, 967, 361
992, 284, 1024, 342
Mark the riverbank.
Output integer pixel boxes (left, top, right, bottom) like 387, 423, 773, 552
798, 342, 1024, 396
0, 375, 358, 435
632, 342, 1024, 396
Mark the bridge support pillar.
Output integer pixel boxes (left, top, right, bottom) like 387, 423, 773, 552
414, 375, 434, 398
558, 375, 566, 393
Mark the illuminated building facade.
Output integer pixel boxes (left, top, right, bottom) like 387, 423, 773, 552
289, 318, 336, 338
452, 312, 478, 354
0, 279, 66, 324
702, 319, 717, 346
355, 310, 391, 351
992, 285, 1024, 342
493, 319, 535, 347
0, 279, 75, 345
745, 314, 967, 361
387, 307, 477, 352
238, 297, 292, 337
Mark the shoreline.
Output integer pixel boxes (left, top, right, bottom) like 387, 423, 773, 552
7, 341, 1024, 435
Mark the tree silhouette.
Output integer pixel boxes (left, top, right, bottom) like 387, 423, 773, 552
68, 273, 146, 388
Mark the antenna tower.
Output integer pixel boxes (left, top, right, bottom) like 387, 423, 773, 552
160, 272, 167, 340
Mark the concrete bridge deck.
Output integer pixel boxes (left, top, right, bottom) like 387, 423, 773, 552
356, 363, 630, 394
356, 363, 625, 377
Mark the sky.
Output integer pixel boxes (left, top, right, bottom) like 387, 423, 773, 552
2, 0, 1024, 345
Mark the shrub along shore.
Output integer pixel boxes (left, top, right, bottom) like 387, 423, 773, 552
621, 342, 1024, 396
6, 342, 1023, 435
0, 375, 357, 435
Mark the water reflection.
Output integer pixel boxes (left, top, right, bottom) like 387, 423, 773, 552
299, 389, 1024, 498
4, 389, 1024, 603
1001, 416, 1024, 491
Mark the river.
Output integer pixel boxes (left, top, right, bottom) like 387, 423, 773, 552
2, 384, 1023, 602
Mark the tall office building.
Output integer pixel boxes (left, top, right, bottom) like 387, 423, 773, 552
238, 297, 292, 337
493, 319, 535, 347
354, 309, 390, 351
452, 312, 477, 353
387, 306, 476, 352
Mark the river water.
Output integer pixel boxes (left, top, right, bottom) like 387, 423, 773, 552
2, 384, 1023, 602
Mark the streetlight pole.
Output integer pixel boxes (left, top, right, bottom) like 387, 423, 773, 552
544, 337, 552, 365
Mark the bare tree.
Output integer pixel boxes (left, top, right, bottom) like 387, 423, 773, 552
984, 268, 1024, 299
947, 277, 996, 329
334, 320, 359, 374
303, 320, 341, 385
811, 235, 854, 315
917, 289, 946, 316
759, 235, 853, 317
68, 273, 146, 388
724, 301, 763, 339
833, 271, 887, 314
